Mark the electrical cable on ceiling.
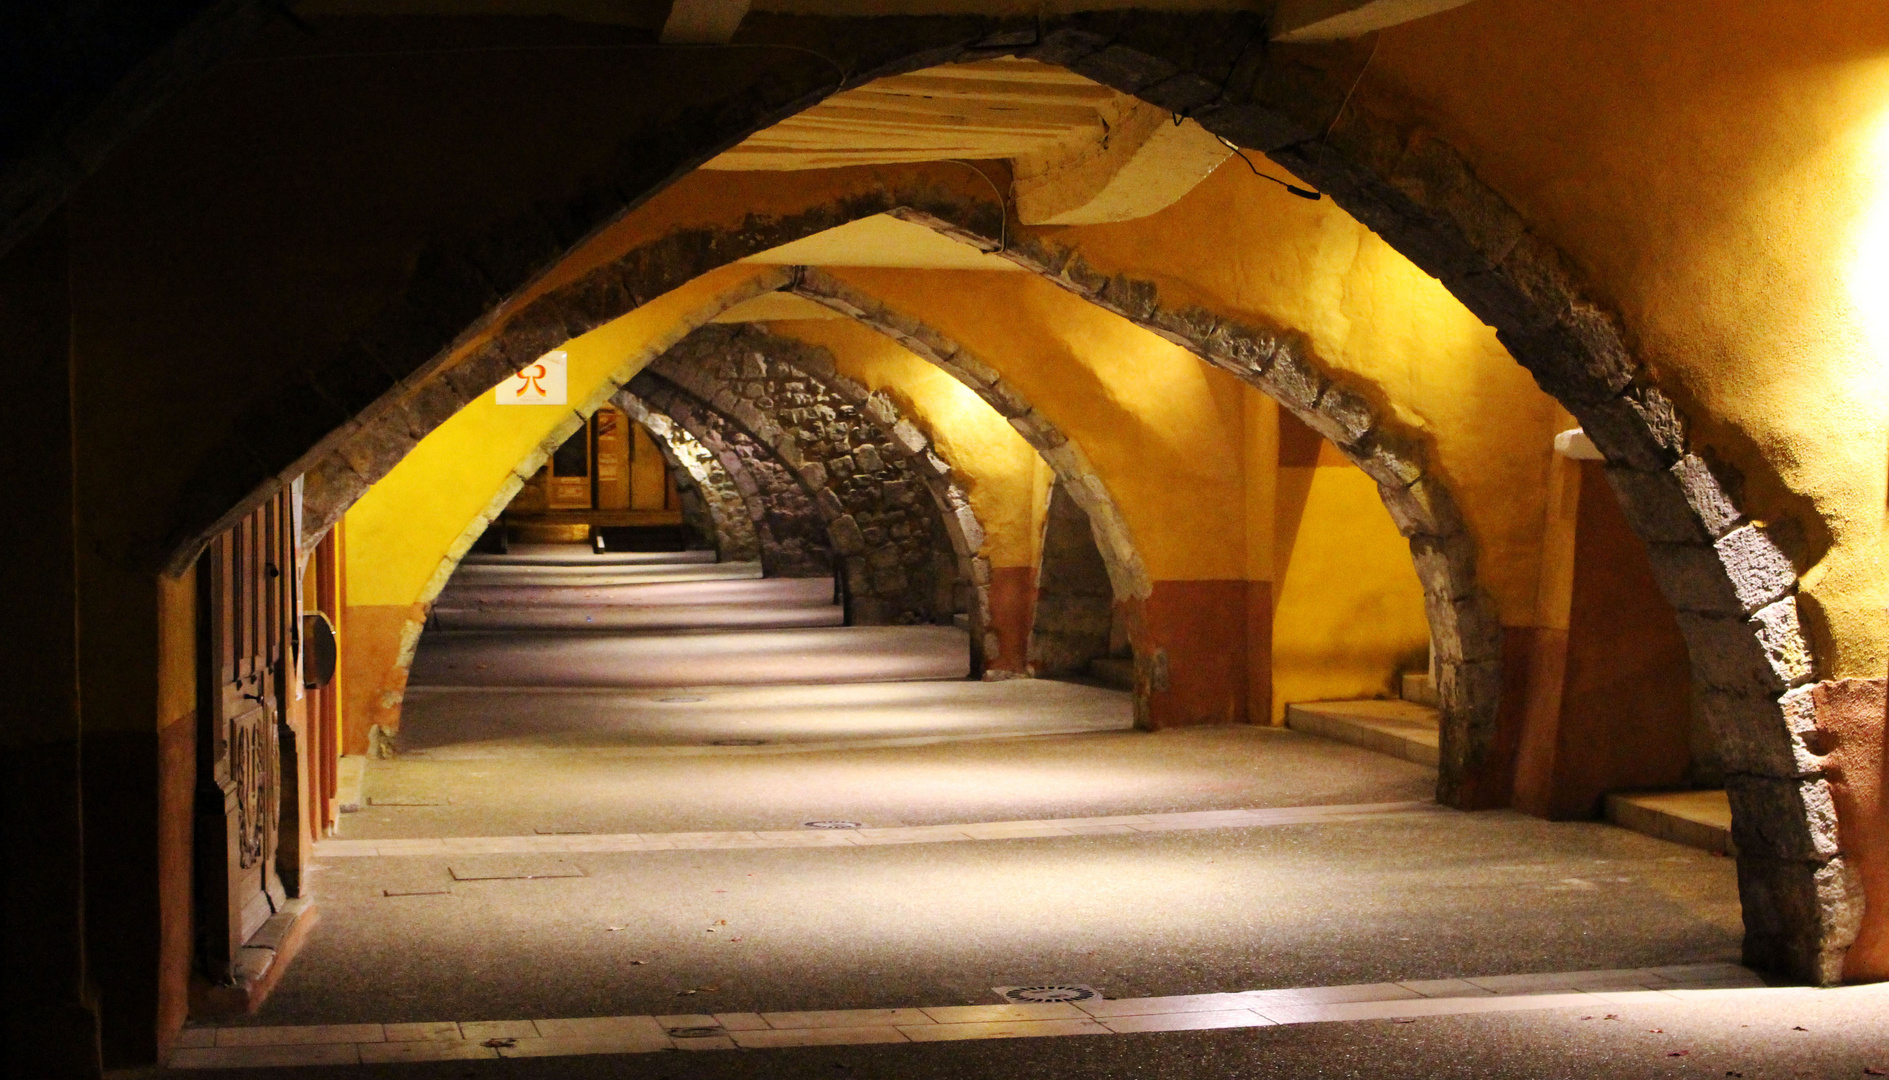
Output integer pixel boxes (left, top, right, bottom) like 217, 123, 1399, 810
1319, 33, 1382, 163
1216, 136, 1321, 200
942, 159, 1008, 253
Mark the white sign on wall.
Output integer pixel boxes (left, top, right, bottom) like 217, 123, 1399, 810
496, 349, 568, 405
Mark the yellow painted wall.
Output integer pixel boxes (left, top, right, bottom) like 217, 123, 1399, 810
761, 317, 1044, 568
334, 263, 778, 744
1037, 158, 1563, 625
822, 267, 1251, 582
1369, 0, 1889, 676
1271, 436, 1431, 721
343, 263, 775, 608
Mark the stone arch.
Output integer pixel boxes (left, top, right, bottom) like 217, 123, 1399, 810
615, 392, 762, 563
631, 323, 991, 639
157, 10, 1843, 980
776, 265, 1485, 744
630, 373, 836, 577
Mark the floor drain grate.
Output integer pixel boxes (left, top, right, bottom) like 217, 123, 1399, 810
996, 984, 1101, 1004
711, 738, 768, 747
667, 1026, 723, 1038
803, 820, 864, 829
657, 695, 706, 703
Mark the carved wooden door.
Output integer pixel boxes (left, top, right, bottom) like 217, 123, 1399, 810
196, 490, 295, 980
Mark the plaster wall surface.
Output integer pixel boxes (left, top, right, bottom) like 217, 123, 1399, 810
1371, 0, 1889, 676
1271, 414, 1430, 722
822, 267, 1251, 583
1038, 158, 1562, 625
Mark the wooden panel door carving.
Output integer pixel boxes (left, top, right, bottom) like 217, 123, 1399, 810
195, 489, 297, 981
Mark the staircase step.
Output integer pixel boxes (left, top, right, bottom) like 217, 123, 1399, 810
436, 576, 834, 611
1087, 656, 1136, 691
1285, 700, 1440, 767
1604, 790, 1733, 855
463, 547, 717, 568
432, 602, 844, 633
447, 561, 763, 588
1400, 671, 1439, 707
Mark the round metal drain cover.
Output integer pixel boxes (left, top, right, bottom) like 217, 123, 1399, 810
803, 820, 865, 829
1001, 985, 1099, 1004
658, 695, 706, 703
711, 738, 768, 747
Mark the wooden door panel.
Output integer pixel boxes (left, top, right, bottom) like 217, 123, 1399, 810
196, 488, 297, 981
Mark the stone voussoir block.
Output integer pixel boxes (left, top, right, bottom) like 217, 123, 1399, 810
1310, 383, 1378, 448
1643, 541, 1745, 617
1701, 687, 1826, 779
1385, 132, 1526, 270
1424, 592, 1502, 665
1570, 388, 1685, 474
1670, 453, 1746, 539
1602, 465, 1711, 545
1716, 524, 1798, 614
1255, 346, 1326, 411
1407, 531, 1478, 600
1676, 599, 1812, 696
1350, 427, 1427, 489
889, 419, 929, 455
1725, 774, 1842, 863
1377, 476, 1466, 539
1735, 855, 1863, 985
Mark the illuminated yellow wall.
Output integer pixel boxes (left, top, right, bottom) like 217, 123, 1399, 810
335, 264, 777, 748
762, 317, 1045, 569
823, 267, 1252, 582
1374, 0, 1889, 676
1271, 432, 1430, 721
344, 263, 774, 607
1039, 159, 1563, 626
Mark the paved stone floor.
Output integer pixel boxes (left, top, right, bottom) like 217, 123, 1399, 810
156, 550, 1882, 1076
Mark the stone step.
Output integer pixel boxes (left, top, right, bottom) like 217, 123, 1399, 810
1400, 671, 1438, 707
463, 547, 717, 568
431, 601, 844, 633
1284, 700, 1440, 768
1088, 656, 1135, 691
445, 561, 764, 588
1604, 790, 1733, 855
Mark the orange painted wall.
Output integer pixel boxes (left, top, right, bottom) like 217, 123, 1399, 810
1513, 462, 1694, 818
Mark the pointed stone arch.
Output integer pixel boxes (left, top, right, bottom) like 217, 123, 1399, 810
626, 323, 993, 658
615, 392, 763, 563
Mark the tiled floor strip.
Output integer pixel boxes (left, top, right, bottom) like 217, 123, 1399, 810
312, 800, 1443, 858
169, 963, 1777, 1069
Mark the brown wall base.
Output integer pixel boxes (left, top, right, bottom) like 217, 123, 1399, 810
82, 727, 168, 1068
1809, 678, 1888, 981
1512, 461, 1694, 819
1137, 580, 1252, 729
984, 566, 1035, 674
340, 602, 426, 753
2, 739, 101, 1079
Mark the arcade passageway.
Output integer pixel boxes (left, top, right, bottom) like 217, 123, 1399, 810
9, 2, 1889, 1077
